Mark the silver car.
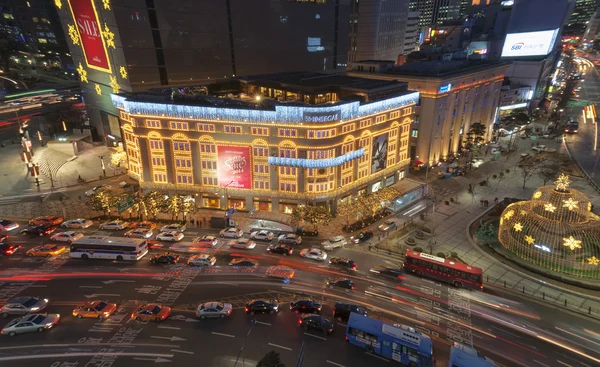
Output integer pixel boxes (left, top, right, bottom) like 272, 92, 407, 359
195, 302, 232, 319
61, 219, 93, 229
1, 314, 60, 336
99, 220, 129, 230
322, 236, 347, 250
0, 297, 49, 318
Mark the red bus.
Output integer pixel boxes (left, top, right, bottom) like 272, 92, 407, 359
403, 250, 483, 290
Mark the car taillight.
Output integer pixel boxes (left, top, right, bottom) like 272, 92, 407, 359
6, 250, 13, 254
245, 307, 248, 312
351, 286, 356, 290
298, 319, 302, 324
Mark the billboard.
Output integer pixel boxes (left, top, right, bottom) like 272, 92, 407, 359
217, 146, 252, 189
371, 133, 388, 174
67, 0, 111, 72
501, 29, 559, 58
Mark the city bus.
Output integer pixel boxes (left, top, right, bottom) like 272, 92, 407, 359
346, 313, 434, 367
70, 236, 148, 261
403, 250, 483, 290
449, 343, 497, 367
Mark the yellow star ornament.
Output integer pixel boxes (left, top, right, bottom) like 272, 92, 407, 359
562, 198, 579, 211
533, 191, 542, 199
102, 24, 116, 49
555, 173, 571, 191
544, 203, 556, 213
504, 210, 515, 220
55, 0, 62, 9
95, 84, 102, 95
119, 66, 128, 80
562, 236, 582, 251
588, 256, 600, 266
513, 223, 523, 232
109, 75, 119, 93
524, 235, 535, 245
76, 63, 88, 83
102, 0, 111, 10
68, 24, 80, 45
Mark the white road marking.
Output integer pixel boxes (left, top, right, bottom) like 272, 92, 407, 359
304, 332, 327, 340
326, 360, 346, 367
151, 336, 186, 342
337, 323, 347, 327
533, 360, 550, 367
255, 321, 271, 326
133, 357, 172, 363
79, 286, 102, 289
158, 326, 181, 330
557, 361, 573, 367
268, 343, 292, 351
28, 285, 47, 287
366, 352, 389, 362
211, 332, 235, 338
0, 353, 173, 362
170, 349, 194, 355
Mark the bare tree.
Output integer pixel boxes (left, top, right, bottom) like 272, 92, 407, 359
518, 160, 541, 189
537, 152, 571, 186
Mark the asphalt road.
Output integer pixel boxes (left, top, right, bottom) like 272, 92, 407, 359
0, 219, 599, 367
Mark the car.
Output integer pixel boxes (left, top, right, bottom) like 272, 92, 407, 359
195, 302, 233, 319
219, 227, 244, 238
192, 235, 218, 248
156, 231, 184, 242
532, 145, 547, 153
85, 184, 111, 197
329, 257, 357, 270
333, 302, 367, 322
0, 219, 19, 231
50, 231, 84, 242
353, 231, 374, 243
124, 228, 153, 239
326, 278, 355, 290
378, 220, 397, 232
298, 314, 334, 335
290, 300, 322, 314
26, 244, 66, 257
29, 216, 63, 226
99, 220, 129, 230
228, 238, 256, 249
160, 223, 186, 233
267, 243, 293, 255
0, 313, 60, 336
61, 219, 93, 229
278, 233, 302, 245
132, 303, 171, 322
187, 254, 217, 266
129, 221, 156, 230
300, 248, 327, 261
0, 297, 49, 317
297, 228, 318, 236
73, 300, 118, 320
229, 258, 258, 267
20, 225, 56, 236
0, 243, 21, 256
150, 252, 180, 264
245, 299, 279, 315
250, 230, 274, 241
369, 265, 405, 279
321, 236, 347, 250
0, 235, 7, 242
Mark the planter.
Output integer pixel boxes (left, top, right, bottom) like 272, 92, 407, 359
405, 237, 417, 246
492, 175, 497, 179
415, 230, 426, 240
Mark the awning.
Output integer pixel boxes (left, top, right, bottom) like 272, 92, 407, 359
413, 160, 424, 165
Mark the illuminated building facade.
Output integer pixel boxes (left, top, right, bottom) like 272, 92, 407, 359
112, 72, 418, 213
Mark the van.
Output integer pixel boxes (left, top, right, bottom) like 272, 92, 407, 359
333, 302, 367, 322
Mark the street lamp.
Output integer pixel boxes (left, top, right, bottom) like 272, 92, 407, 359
99, 155, 106, 177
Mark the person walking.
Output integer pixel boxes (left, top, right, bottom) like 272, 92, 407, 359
190, 218, 195, 227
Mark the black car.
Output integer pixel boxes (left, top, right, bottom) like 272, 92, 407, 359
0, 243, 21, 256
353, 231, 374, 244
150, 253, 180, 264
333, 302, 367, 321
329, 257, 357, 270
299, 314, 334, 335
290, 300, 322, 314
267, 244, 293, 256
327, 278, 355, 290
245, 299, 279, 314
20, 225, 56, 236
369, 265, 404, 280
296, 227, 318, 236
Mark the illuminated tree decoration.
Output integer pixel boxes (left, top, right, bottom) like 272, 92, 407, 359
119, 66, 128, 80
55, 0, 62, 9
544, 203, 556, 213
520, 210, 527, 216
95, 84, 102, 95
555, 173, 571, 192
533, 191, 542, 199
102, 24, 116, 49
513, 222, 523, 232
109, 75, 119, 93
68, 24, 80, 45
524, 235, 535, 245
504, 210, 515, 220
76, 63, 88, 83
588, 202, 592, 212
562, 236, 582, 251
588, 256, 600, 266
102, 0, 111, 10
562, 198, 579, 211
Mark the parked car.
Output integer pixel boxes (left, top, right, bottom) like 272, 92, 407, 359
29, 216, 63, 226
124, 228, 154, 239
132, 303, 171, 322
191, 235, 218, 248
99, 220, 129, 230
299, 314, 334, 335
129, 221, 157, 230
250, 230, 274, 241
326, 278, 355, 290
160, 223, 187, 233
296, 228, 318, 236
531, 145, 547, 153
1, 313, 60, 336
228, 258, 258, 267
156, 231, 184, 242
85, 184, 111, 197
0, 296, 49, 317
321, 236, 347, 250
278, 233, 302, 245
378, 220, 397, 232
245, 299, 279, 315
72, 300, 117, 320
267, 243, 293, 255
26, 244, 66, 257
20, 225, 56, 236
49, 231, 84, 242
228, 238, 256, 250
187, 254, 217, 266
61, 219, 93, 229
300, 248, 327, 261
329, 257, 357, 270
0, 219, 19, 232
353, 231, 374, 244
333, 302, 367, 321
195, 302, 232, 319
150, 252, 180, 264
290, 300, 322, 314
0, 243, 21, 256
219, 228, 244, 238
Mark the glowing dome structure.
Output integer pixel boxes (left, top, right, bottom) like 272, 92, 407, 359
498, 174, 600, 280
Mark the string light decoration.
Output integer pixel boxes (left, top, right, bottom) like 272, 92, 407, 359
588, 256, 600, 266
76, 63, 88, 83
55, 0, 62, 9
109, 75, 119, 93
95, 84, 102, 95
102, 0, 111, 10
498, 174, 600, 280
268, 149, 364, 168
102, 24, 116, 49
68, 24, 80, 45
119, 66, 128, 80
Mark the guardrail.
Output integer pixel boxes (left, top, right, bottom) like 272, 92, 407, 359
563, 136, 600, 195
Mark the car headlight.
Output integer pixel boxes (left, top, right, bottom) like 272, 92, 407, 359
31, 307, 40, 311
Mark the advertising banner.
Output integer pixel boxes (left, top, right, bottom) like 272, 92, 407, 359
371, 132, 388, 173
67, 0, 111, 72
501, 29, 559, 58
217, 146, 252, 189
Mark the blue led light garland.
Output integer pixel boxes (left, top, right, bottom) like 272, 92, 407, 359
268, 149, 364, 168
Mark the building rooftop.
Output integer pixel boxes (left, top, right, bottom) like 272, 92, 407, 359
389, 60, 508, 77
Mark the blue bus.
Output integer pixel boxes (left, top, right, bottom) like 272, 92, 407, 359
346, 313, 434, 366
449, 343, 497, 367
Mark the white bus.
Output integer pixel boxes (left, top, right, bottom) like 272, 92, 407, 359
70, 236, 148, 261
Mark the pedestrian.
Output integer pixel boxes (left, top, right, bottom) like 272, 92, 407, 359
190, 218, 195, 227
494, 197, 499, 204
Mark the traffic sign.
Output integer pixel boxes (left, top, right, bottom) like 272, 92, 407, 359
567, 101, 589, 107
117, 195, 135, 214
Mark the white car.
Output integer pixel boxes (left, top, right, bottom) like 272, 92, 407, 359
278, 233, 302, 245
50, 231, 84, 242
85, 184, 111, 197
250, 230, 274, 241
321, 236, 347, 250
156, 231, 184, 242
1, 313, 60, 336
159, 224, 186, 233
124, 229, 153, 239
188, 254, 217, 266
195, 302, 232, 319
61, 219, 93, 229
99, 220, 129, 230
220, 228, 244, 238
0, 220, 19, 232
192, 235, 218, 248
300, 248, 328, 261
228, 238, 256, 250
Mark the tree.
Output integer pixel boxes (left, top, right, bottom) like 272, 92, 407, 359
110, 150, 128, 168
303, 205, 332, 231
518, 159, 541, 189
163, 194, 184, 221
256, 351, 285, 367
336, 199, 354, 226
289, 206, 304, 227
143, 191, 165, 220
87, 188, 115, 217
469, 122, 487, 146
180, 195, 197, 221
538, 152, 571, 185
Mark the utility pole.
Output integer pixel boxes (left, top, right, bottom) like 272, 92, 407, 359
99, 155, 106, 177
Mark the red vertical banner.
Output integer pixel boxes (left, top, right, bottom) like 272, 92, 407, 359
217, 146, 252, 189
67, 0, 111, 72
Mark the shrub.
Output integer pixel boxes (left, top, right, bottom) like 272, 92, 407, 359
492, 174, 497, 179
436, 252, 446, 258
413, 246, 423, 252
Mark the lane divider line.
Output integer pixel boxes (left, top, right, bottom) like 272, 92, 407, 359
211, 332, 235, 338
268, 343, 292, 351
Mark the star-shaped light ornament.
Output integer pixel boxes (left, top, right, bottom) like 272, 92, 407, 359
588, 256, 600, 266
102, 0, 111, 10
533, 191, 542, 199
504, 210, 515, 220
95, 84, 102, 95
588, 202, 592, 212
55, 0, 62, 9
555, 173, 571, 192
562, 236, 582, 251
68, 24, 80, 45
119, 66, 128, 80
76, 63, 88, 83
109, 75, 119, 93
544, 203, 556, 213
513, 222, 523, 232
524, 235, 535, 245
102, 24, 115, 49
562, 198, 579, 211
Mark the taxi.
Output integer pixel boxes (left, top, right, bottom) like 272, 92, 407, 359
73, 300, 118, 320
26, 244, 67, 257
29, 216, 64, 226
129, 221, 157, 230
132, 303, 171, 322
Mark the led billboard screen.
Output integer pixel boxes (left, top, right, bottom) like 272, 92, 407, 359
217, 146, 252, 189
67, 0, 111, 72
501, 29, 559, 58
371, 133, 388, 174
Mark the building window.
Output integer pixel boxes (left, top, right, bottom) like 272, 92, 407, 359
341, 175, 352, 186
254, 164, 270, 174
173, 141, 191, 151
411, 129, 419, 138
251, 127, 269, 136
254, 180, 270, 190
279, 167, 297, 176
224, 125, 242, 134
176, 174, 193, 184
341, 123, 355, 133
359, 119, 371, 128
153, 173, 167, 183
278, 128, 297, 137
175, 158, 192, 168
253, 147, 269, 156
279, 148, 296, 158
169, 121, 189, 130
390, 111, 400, 119
197, 123, 215, 132
403, 107, 412, 115
389, 128, 398, 138
375, 115, 386, 124
307, 128, 336, 139
149, 140, 164, 150
200, 143, 216, 154
146, 120, 161, 128
202, 176, 219, 186
279, 182, 297, 192
152, 157, 165, 166
201, 161, 217, 170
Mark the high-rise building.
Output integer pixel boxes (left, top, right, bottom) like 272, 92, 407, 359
409, 0, 462, 27
568, 0, 599, 27
54, 0, 350, 145
583, 7, 600, 44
